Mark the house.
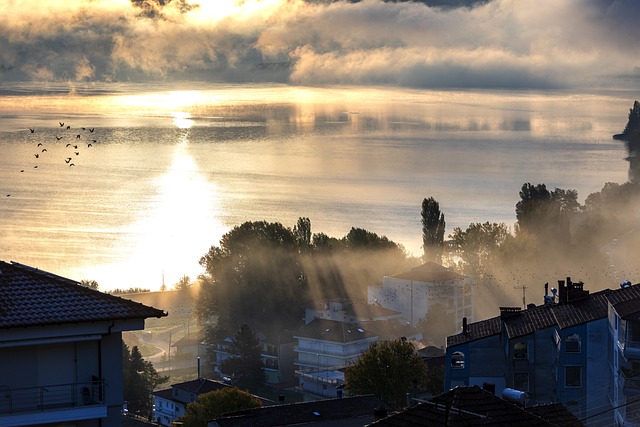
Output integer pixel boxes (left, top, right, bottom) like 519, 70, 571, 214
172, 330, 206, 359
0, 260, 166, 427
293, 319, 378, 398
366, 384, 583, 426
445, 277, 640, 425
212, 329, 296, 385
368, 262, 474, 343
209, 394, 390, 427
151, 377, 273, 426
152, 378, 231, 426
304, 298, 403, 325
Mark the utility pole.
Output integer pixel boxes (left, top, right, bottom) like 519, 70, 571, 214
514, 285, 528, 308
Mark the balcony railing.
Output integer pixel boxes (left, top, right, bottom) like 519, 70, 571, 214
0, 381, 104, 416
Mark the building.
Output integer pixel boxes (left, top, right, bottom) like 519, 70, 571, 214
293, 319, 378, 398
368, 262, 474, 343
0, 260, 166, 427
212, 329, 296, 385
304, 298, 402, 325
151, 378, 231, 426
445, 277, 640, 425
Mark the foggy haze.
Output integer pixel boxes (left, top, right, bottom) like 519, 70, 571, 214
1, 0, 640, 88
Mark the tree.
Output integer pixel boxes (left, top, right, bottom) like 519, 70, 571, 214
293, 217, 312, 249
174, 275, 191, 290
177, 388, 261, 427
220, 324, 265, 390
449, 222, 510, 276
421, 197, 446, 264
345, 338, 429, 409
80, 279, 99, 290
122, 342, 169, 416
197, 221, 308, 331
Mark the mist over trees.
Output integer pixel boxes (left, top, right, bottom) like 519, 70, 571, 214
196, 219, 412, 341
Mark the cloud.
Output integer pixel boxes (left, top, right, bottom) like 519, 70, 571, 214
1, 0, 639, 88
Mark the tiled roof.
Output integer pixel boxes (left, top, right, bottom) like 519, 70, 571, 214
447, 316, 501, 347
526, 403, 583, 427
360, 319, 421, 340
0, 260, 166, 328
389, 262, 464, 283
212, 395, 388, 427
294, 318, 378, 343
448, 282, 640, 344
369, 386, 556, 426
150, 388, 174, 400
172, 378, 230, 395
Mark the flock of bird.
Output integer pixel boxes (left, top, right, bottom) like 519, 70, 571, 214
5, 121, 100, 197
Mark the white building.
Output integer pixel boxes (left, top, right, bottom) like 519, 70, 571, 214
368, 262, 474, 338
0, 260, 166, 427
293, 319, 378, 398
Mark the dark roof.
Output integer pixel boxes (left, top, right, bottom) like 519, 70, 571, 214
294, 318, 378, 343
0, 261, 166, 328
526, 403, 584, 427
172, 378, 230, 395
389, 262, 464, 283
212, 395, 388, 427
368, 386, 560, 426
417, 345, 445, 359
448, 283, 640, 345
150, 388, 174, 400
447, 316, 501, 347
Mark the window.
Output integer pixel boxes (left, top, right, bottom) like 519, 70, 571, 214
513, 373, 529, 391
514, 342, 528, 359
566, 334, 581, 353
451, 351, 465, 369
565, 366, 582, 387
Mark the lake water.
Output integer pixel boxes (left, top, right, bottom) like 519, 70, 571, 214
0, 83, 634, 291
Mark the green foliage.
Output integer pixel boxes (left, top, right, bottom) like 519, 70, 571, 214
198, 221, 307, 330
122, 342, 169, 416
221, 324, 265, 389
421, 197, 446, 263
177, 388, 262, 427
345, 338, 429, 409
344, 227, 398, 250
449, 222, 510, 276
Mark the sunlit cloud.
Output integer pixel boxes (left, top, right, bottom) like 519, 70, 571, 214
1, 0, 640, 88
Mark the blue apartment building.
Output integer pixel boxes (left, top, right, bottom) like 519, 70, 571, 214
445, 278, 640, 426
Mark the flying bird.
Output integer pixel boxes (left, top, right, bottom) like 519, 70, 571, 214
41, 149, 47, 152
65, 158, 72, 163
37, 143, 43, 147
69, 163, 75, 167
29, 128, 34, 133
87, 143, 93, 147
56, 136, 63, 140
74, 152, 79, 155
76, 134, 81, 139
66, 125, 70, 130
34, 154, 39, 158
59, 122, 64, 127
66, 143, 72, 147
89, 128, 94, 132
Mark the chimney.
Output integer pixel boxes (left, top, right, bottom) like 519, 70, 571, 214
462, 317, 469, 335
197, 357, 201, 380
482, 382, 496, 395
279, 394, 285, 404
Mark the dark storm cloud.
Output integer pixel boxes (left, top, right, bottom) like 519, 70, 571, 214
1, 0, 639, 88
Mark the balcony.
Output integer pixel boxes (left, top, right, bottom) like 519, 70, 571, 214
0, 381, 106, 427
619, 340, 640, 360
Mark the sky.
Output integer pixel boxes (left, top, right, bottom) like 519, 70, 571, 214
1, 0, 640, 89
